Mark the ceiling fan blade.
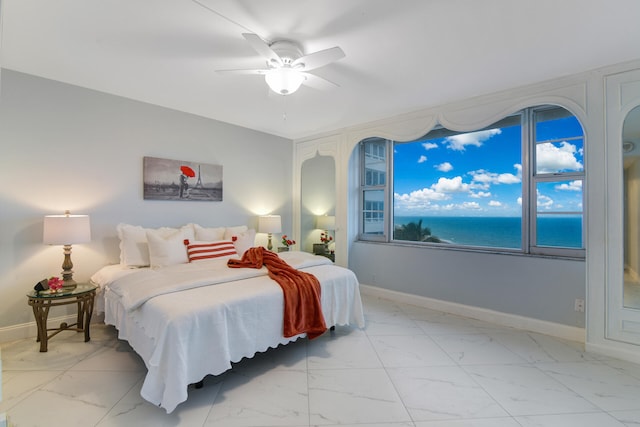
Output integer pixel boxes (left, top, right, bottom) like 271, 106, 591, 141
242, 33, 282, 67
216, 68, 268, 75
292, 46, 345, 71
301, 72, 339, 90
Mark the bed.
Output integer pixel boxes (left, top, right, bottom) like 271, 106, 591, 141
90, 223, 365, 413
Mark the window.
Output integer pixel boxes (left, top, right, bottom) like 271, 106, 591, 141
530, 107, 584, 256
361, 137, 388, 239
359, 105, 585, 257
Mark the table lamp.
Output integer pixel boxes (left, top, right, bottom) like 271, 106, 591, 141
258, 215, 282, 251
316, 215, 335, 242
43, 210, 91, 289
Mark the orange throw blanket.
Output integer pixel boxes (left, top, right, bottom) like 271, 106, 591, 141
227, 247, 327, 339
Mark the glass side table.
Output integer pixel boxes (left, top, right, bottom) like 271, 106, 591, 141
26, 283, 97, 352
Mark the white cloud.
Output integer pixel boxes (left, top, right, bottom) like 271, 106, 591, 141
470, 191, 491, 198
394, 187, 449, 212
469, 169, 521, 186
514, 163, 522, 176
469, 181, 490, 191
536, 141, 583, 173
435, 162, 453, 172
395, 188, 448, 203
498, 173, 520, 184
517, 197, 522, 206
422, 142, 438, 150
433, 202, 480, 211
445, 129, 502, 151
432, 176, 470, 193
418, 155, 428, 163
538, 193, 554, 209
555, 180, 582, 191
488, 200, 502, 207
460, 201, 481, 210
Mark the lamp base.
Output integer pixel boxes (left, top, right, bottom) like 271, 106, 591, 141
61, 278, 77, 291
61, 245, 77, 290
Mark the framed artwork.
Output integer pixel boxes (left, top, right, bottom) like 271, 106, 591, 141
143, 156, 223, 201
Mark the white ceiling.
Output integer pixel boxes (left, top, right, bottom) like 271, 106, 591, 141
2, 0, 640, 140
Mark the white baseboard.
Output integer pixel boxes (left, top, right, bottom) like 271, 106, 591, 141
0, 312, 105, 344
586, 341, 640, 364
1, 285, 585, 345
360, 284, 585, 343
0, 314, 76, 344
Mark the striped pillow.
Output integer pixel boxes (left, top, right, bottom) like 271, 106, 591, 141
185, 240, 238, 262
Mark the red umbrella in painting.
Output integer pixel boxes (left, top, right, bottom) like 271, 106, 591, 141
180, 165, 196, 177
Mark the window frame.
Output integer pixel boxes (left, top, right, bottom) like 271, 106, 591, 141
358, 105, 585, 258
359, 138, 391, 242
528, 106, 585, 258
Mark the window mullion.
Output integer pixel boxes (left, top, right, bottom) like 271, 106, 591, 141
386, 139, 393, 242
522, 108, 532, 252
535, 172, 584, 182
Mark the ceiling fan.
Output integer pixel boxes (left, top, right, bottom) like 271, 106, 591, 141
217, 33, 345, 95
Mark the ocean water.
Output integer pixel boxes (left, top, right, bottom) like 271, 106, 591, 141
394, 216, 582, 249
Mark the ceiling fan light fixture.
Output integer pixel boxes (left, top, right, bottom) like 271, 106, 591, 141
265, 68, 305, 95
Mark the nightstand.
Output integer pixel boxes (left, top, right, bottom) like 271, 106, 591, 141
26, 283, 96, 352
312, 244, 335, 261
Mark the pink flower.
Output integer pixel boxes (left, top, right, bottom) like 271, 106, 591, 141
47, 276, 64, 291
281, 235, 296, 247
320, 233, 333, 244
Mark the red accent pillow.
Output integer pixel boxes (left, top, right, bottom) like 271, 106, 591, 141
185, 240, 238, 262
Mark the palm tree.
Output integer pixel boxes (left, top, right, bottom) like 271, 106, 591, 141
394, 219, 443, 243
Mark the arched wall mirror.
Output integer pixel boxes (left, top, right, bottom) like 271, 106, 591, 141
624, 105, 640, 309
300, 154, 336, 254
605, 69, 640, 346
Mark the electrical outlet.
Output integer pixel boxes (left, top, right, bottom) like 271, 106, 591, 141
574, 298, 585, 312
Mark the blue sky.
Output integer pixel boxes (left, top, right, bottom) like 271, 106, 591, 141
393, 116, 584, 217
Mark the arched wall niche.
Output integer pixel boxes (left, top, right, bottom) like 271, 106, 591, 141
294, 135, 338, 256
300, 153, 335, 253
622, 106, 640, 310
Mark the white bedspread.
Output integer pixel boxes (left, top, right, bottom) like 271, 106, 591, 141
109, 251, 332, 311
92, 251, 365, 413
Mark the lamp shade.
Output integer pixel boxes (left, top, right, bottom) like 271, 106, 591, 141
43, 213, 91, 245
265, 68, 305, 95
316, 215, 335, 231
258, 215, 282, 234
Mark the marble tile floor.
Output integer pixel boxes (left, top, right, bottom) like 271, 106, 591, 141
3, 294, 640, 426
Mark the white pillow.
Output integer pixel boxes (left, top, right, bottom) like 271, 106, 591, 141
117, 223, 156, 267
193, 223, 225, 241
180, 223, 196, 241
185, 240, 238, 262
231, 229, 256, 257
117, 223, 194, 267
224, 225, 248, 240
146, 229, 189, 268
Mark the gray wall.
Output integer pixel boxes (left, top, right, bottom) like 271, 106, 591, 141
350, 242, 585, 327
0, 70, 292, 332
302, 67, 597, 331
